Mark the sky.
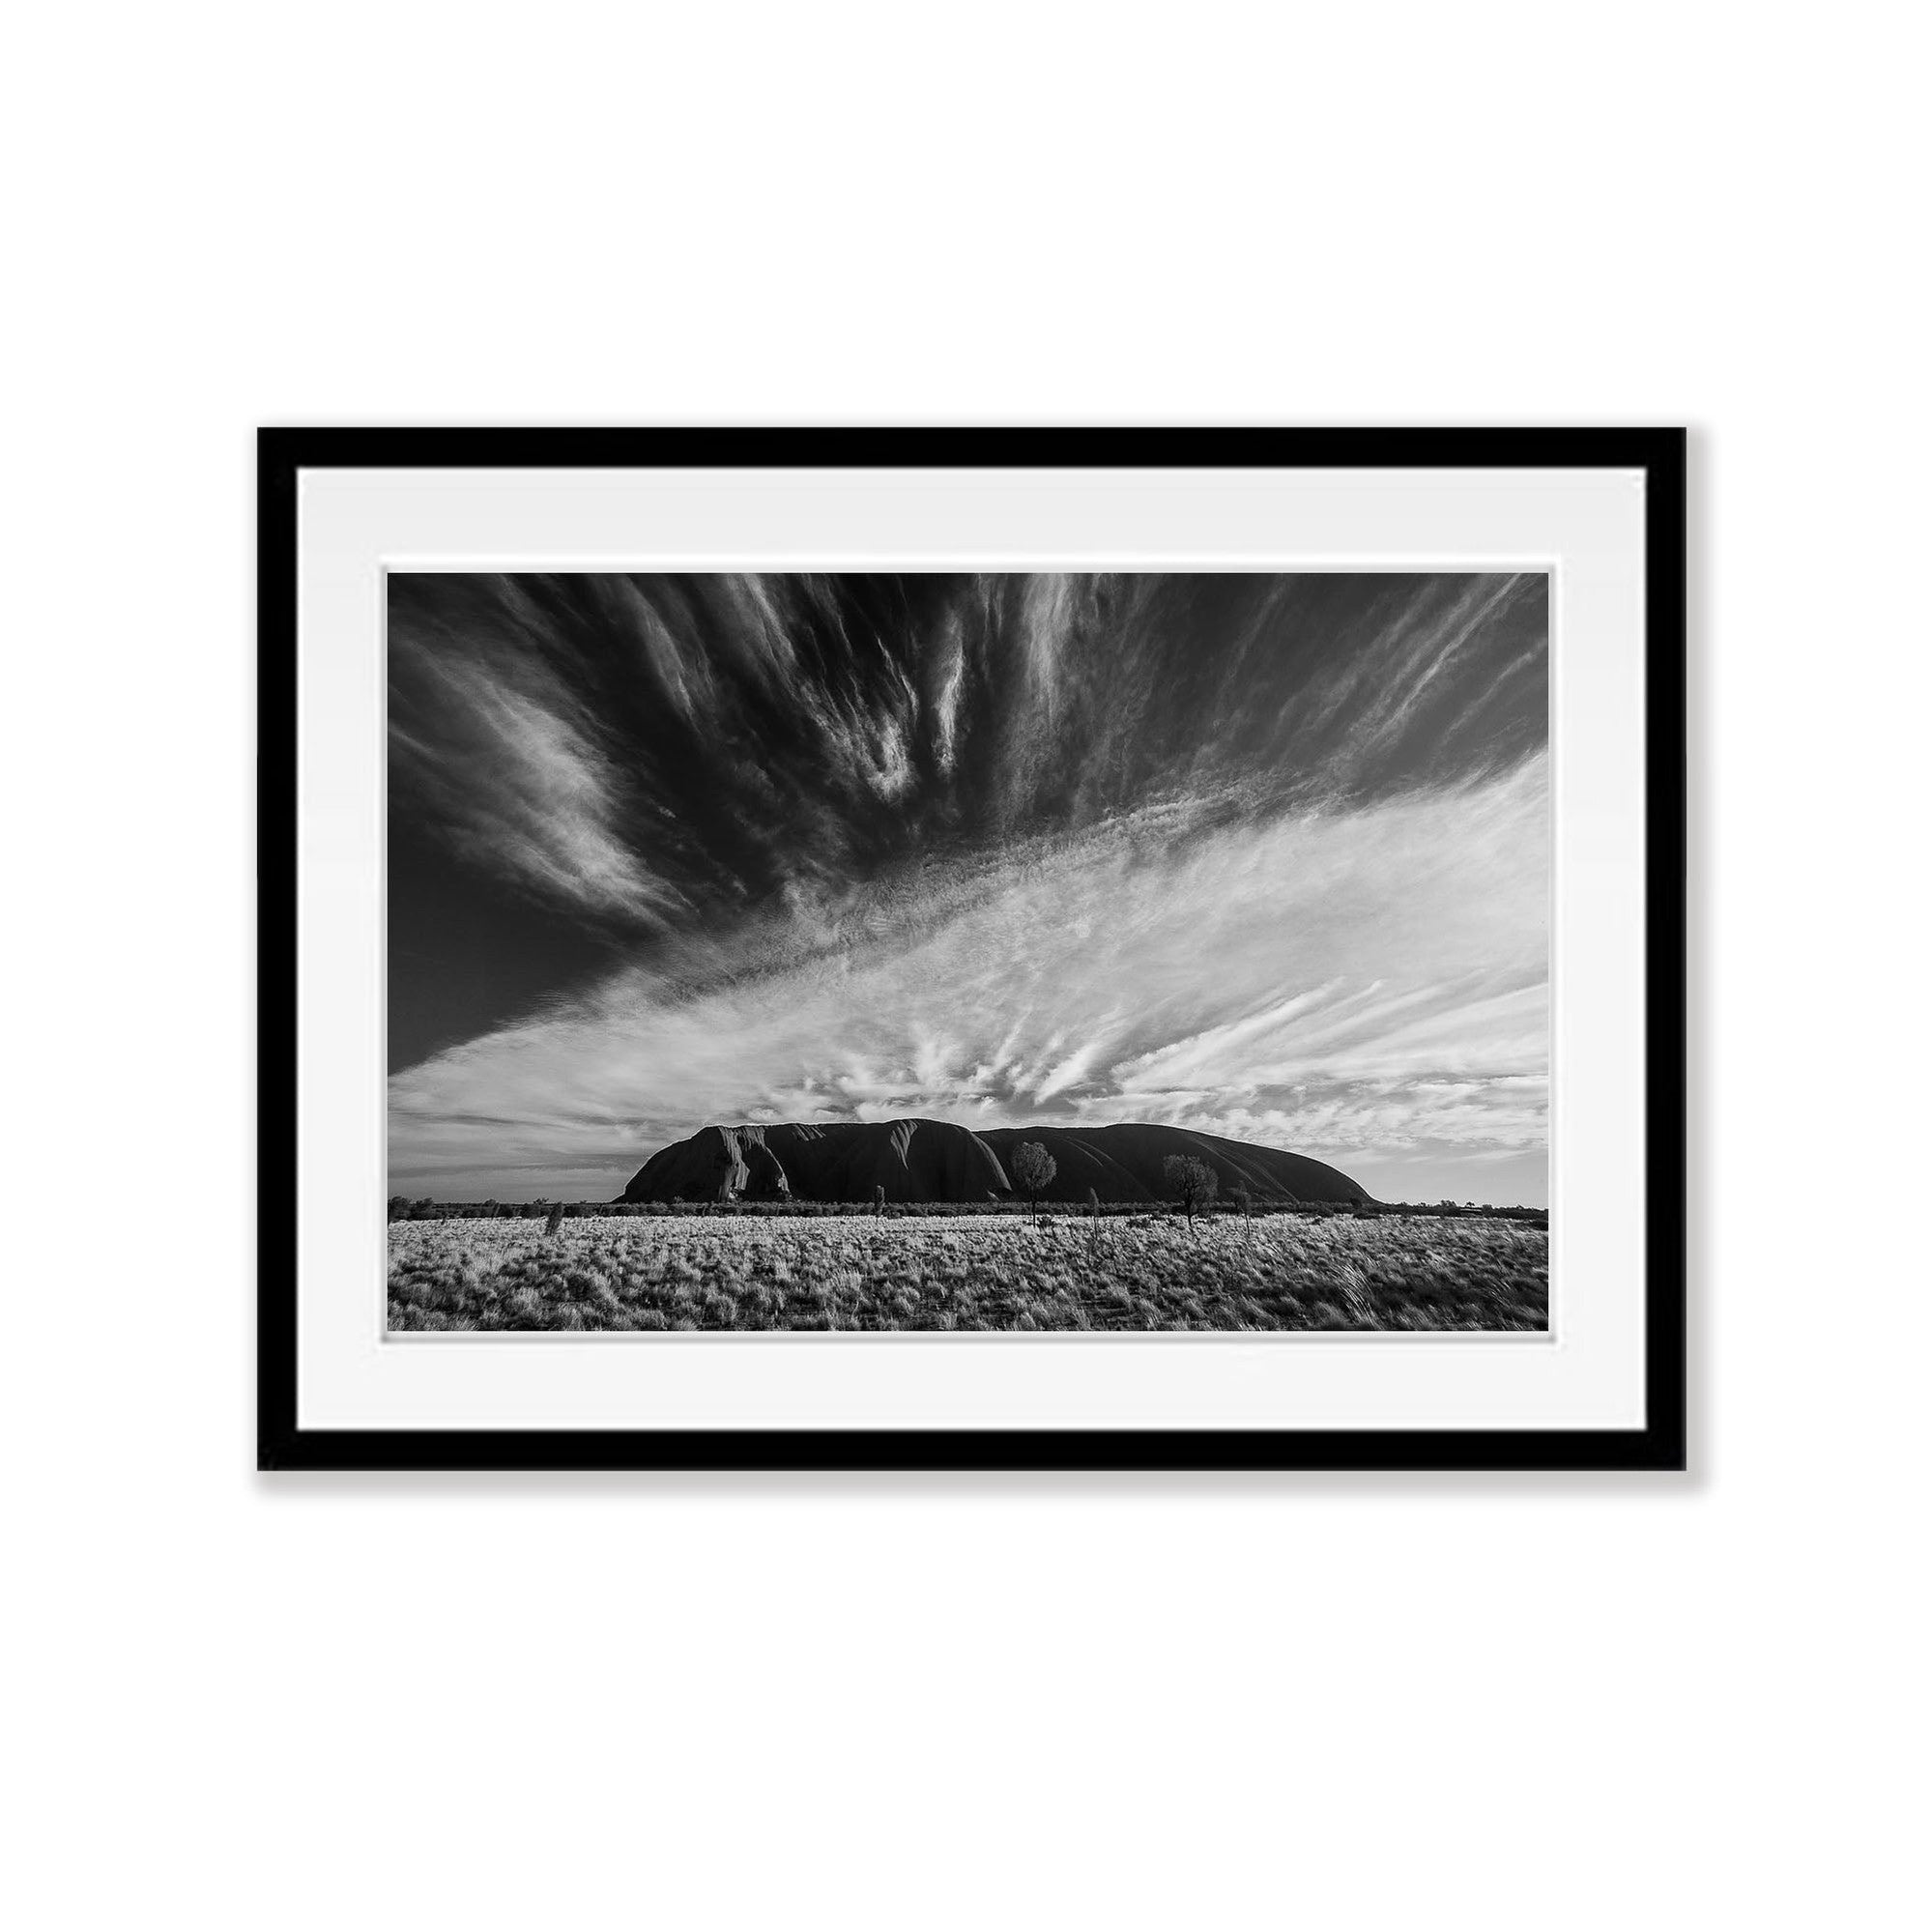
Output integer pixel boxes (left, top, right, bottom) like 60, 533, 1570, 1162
388, 572, 1549, 1203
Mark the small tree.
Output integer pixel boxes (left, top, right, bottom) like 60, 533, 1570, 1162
544, 1201, 564, 1236
1010, 1141, 1056, 1226
1163, 1155, 1218, 1231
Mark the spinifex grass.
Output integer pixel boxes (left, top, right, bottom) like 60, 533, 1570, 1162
388, 1213, 1547, 1333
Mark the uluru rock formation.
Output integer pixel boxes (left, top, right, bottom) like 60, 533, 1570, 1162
619, 1118, 1369, 1206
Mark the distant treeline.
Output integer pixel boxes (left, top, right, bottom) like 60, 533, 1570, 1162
389, 1196, 1548, 1226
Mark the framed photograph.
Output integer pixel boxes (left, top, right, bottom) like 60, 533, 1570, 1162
261, 428, 1686, 1471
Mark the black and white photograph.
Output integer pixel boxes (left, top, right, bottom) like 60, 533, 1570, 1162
387, 568, 1551, 1334
22, 7, 1932, 1927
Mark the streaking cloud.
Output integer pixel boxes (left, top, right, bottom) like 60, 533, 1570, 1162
389, 748, 1548, 1201
388, 572, 1548, 1200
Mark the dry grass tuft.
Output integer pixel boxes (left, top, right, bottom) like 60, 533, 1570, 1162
389, 1214, 1547, 1333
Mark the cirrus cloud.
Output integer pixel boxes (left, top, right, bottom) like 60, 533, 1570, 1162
389, 752, 1547, 1201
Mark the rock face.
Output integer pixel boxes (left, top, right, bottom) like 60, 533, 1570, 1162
619, 1118, 1369, 1206
620, 1119, 1011, 1205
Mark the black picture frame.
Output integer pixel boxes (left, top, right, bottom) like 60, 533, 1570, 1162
259, 427, 1687, 1473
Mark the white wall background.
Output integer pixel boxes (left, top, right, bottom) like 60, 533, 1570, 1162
4, 5, 1926, 1928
